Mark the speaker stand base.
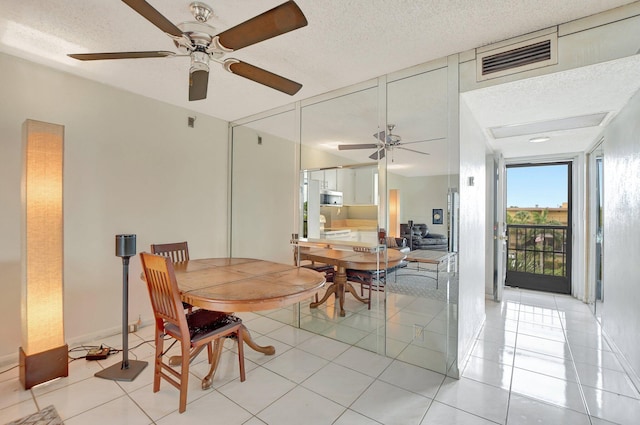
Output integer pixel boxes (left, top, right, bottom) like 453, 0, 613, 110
95, 360, 147, 382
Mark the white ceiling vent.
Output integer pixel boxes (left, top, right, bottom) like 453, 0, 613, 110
477, 33, 557, 82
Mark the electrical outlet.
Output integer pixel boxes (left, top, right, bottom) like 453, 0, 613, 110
128, 323, 138, 333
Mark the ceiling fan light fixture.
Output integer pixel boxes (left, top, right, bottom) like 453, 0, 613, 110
529, 136, 550, 143
190, 50, 210, 73
190, 2, 213, 23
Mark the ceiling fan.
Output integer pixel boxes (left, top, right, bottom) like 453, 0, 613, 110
68, 0, 307, 101
338, 124, 444, 160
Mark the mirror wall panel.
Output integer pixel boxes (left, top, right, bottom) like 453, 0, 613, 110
384, 63, 460, 375
300, 85, 381, 244
230, 58, 462, 376
297, 84, 387, 350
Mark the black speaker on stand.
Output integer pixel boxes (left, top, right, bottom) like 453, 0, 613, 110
95, 234, 148, 381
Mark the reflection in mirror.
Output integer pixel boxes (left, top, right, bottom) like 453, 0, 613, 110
297, 85, 388, 351
384, 66, 460, 375
301, 164, 379, 244
301, 85, 379, 170
231, 63, 462, 376
299, 86, 382, 244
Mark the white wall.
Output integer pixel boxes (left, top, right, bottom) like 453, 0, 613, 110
601, 88, 640, 377
457, 99, 488, 365
230, 124, 297, 264
388, 173, 457, 236
0, 53, 228, 362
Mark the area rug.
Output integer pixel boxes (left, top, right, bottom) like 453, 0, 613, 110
388, 271, 459, 302
5, 405, 63, 425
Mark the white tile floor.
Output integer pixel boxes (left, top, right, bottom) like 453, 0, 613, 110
1, 287, 639, 424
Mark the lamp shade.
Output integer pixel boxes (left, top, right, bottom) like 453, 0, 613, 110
20, 119, 67, 389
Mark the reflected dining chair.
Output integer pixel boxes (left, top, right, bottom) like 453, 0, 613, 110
139, 252, 246, 413
293, 245, 335, 303
151, 241, 193, 313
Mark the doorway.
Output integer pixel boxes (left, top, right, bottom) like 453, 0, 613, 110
505, 162, 572, 294
588, 142, 604, 319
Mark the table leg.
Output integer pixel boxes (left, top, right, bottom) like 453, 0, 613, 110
336, 267, 347, 317
202, 338, 225, 389
200, 324, 274, 389
310, 267, 370, 317
309, 266, 347, 316
345, 282, 370, 306
240, 324, 275, 356
310, 282, 338, 309
169, 324, 274, 390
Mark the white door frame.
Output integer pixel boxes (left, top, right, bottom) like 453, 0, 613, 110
494, 154, 507, 302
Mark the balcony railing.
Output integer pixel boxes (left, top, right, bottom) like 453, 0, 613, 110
507, 224, 568, 277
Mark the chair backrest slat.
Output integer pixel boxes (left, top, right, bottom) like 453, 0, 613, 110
150, 242, 190, 263
140, 252, 188, 333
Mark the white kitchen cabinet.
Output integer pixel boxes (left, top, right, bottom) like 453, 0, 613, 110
354, 167, 377, 205
310, 169, 337, 191
334, 166, 377, 205
338, 168, 355, 204
324, 169, 337, 191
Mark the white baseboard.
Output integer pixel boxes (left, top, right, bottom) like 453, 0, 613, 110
454, 314, 486, 379
602, 329, 640, 395
0, 320, 154, 369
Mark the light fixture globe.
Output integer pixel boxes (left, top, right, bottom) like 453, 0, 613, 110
529, 136, 551, 143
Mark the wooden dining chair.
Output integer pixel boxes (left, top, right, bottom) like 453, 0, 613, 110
151, 241, 193, 312
150, 241, 190, 263
139, 252, 246, 413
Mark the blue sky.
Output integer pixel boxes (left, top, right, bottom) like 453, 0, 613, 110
507, 164, 568, 208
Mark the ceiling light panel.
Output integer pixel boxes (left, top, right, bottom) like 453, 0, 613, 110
489, 112, 608, 139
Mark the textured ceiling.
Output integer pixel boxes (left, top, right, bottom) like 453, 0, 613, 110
0, 0, 638, 176
0, 0, 633, 122
463, 55, 640, 158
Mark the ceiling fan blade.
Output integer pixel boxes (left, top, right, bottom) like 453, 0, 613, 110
121, 0, 184, 38
373, 130, 386, 142
224, 60, 302, 95
397, 147, 430, 156
217, 1, 308, 51
369, 149, 386, 160
189, 69, 209, 101
338, 143, 379, 151
400, 137, 446, 146
68, 51, 175, 61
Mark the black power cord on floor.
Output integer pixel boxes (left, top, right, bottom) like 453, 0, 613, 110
67, 338, 159, 361
68, 344, 120, 361
0, 336, 162, 372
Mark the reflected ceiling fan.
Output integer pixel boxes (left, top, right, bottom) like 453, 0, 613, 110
338, 124, 443, 160
68, 0, 307, 101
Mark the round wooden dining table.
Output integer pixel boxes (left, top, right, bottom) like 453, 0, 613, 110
298, 247, 406, 316
170, 257, 326, 389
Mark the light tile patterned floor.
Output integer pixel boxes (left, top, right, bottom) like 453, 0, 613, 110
1, 288, 639, 424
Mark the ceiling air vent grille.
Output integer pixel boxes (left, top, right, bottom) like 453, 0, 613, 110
476, 33, 557, 82
482, 40, 550, 75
